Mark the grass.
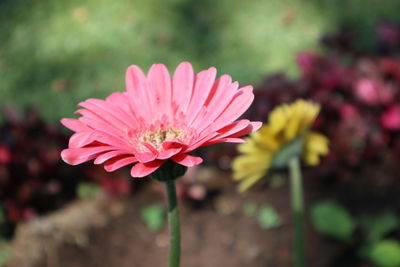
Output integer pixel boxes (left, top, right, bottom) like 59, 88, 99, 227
1, 0, 400, 120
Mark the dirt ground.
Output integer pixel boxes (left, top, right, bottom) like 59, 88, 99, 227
7, 166, 400, 267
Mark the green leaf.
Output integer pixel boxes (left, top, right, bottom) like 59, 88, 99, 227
270, 138, 303, 169
243, 201, 258, 217
140, 204, 165, 232
257, 206, 282, 229
311, 201, 356, 242
0, 249, 12, 266
369, 240, 400, 267
360, 211, 399, 243
76, 183, 99, 199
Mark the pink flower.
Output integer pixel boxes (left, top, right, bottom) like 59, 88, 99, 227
381, 105, 400, 130
354, 78, 394, 106
355, 78, 380, 105
340, 103, 359, 120
0, 145, 11, 164
61, 62, 261, 177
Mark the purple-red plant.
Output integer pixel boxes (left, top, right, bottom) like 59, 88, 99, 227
0, 107, 131, 239
243, 23, 400, 180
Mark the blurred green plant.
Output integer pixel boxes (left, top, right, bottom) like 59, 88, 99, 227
311, 201, 357, 242
243, 201, 258, 217
0, 248, 12, 267
360, 212, 399, 244
140, 204, 165, 232
2, 0, 400, 120
311, 201, 400, 267
76, 182, 100, 198
243, 202, 282, 229
257, 206, 282, 229
369, 240, 400, 267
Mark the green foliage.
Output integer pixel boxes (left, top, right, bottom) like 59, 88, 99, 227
0, 249, 12, 266
311, 202, 400, 266
243, 201, 258, 217
311, 201, 356, 242
242, 202, 282, 229
257, 206, 282, 229
270, 138, 303, 169
140, 204, 165, 232
369, 240, 400, 267
360, 211, 399, 243
2, 0, 400, 120
76, 182, 99, 199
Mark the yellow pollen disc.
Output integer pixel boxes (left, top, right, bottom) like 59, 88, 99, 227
139, 129, 184, 150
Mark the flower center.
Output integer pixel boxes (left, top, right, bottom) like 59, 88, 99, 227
139, 128, 185, 151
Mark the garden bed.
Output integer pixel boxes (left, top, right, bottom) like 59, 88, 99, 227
6, 166, 394, 267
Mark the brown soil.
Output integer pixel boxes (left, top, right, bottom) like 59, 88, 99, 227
8, 166, 398, 267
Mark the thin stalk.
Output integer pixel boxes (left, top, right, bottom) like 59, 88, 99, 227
165, 180, 180, 267
289, 157, 305, 267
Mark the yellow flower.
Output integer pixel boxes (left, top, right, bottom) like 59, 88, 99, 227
232, 99, 329, 192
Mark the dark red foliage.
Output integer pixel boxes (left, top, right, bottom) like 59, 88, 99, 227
0, 107, 132, 238
245, 23, 400, 179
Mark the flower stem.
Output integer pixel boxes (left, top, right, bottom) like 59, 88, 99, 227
165, 180, 180, 267
288, 157, 304, 267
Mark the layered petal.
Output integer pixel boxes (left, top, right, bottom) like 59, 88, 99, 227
147, 64, 172, 121
172, 62, 194, 114
172, 154, 203, 167
61, 146, 114, 165
104, 156, 138, 172
61, 62, 259, 179
130, 160, 164, 177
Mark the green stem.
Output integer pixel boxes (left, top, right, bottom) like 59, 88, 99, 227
289, 157, 305, 267
165, 180, 180, 267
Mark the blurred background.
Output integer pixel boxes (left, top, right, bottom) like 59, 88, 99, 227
2, 0, 400, 266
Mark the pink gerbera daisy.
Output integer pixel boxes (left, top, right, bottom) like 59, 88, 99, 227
61, 62, 261, 177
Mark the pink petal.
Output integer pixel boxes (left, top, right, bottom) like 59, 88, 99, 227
228, 121, 262, 137
209, 85, 254, 130
203, 137, 246, 146
220, 138, 246, 143
69, 129, 129, 150
157, 142, 183, 160
197, 120, 251, 146
134, 150, 158, 163
210, 120, 262, 142
61, 146, 113, 165
194, 81, 239, 133
61, 118, 91, 132
204, 74, 232, 107
125, 65, 152, 120
79, 100, 128, 131
105, 92, 133, 114
104, 156, 138, 172
86, 98, 136, 126
172, 154, 203, 167
186, 121, 261, 152
186, 67, 217, 124
76, 109, 123, 137
94, 150, 132, 164
172, 62, 194, 114
130, 160, 164, 178
147, 64, 172, 120
68, 131, 95, 148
